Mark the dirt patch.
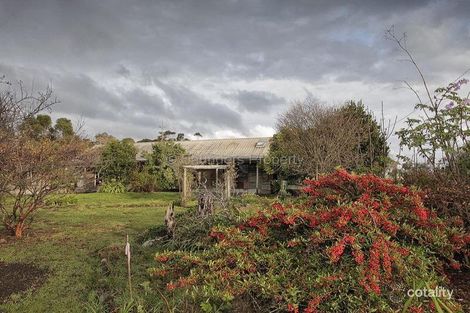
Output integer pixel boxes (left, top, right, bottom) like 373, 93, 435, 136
0, 262, 48, 302
447, 270, 470, 311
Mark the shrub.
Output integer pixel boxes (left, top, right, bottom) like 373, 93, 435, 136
401, 166, 470, 230
98, 181, 126, 194
98, 140, 137, 183
128, 168, 160, 192
140, 207, 243, 252
149, 169, 468, 312
146, 141, 186, 191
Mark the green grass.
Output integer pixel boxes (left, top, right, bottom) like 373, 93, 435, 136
0, 192, 182, 313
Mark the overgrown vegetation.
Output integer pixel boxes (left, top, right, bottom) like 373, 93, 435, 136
149, 170, 468, 312
264, 100, 390, 184
386, 28, 470, 231
98, 180, 127, 194
144, 141, 186, 191
98, 140, 137, 184
97, 137, 186, 192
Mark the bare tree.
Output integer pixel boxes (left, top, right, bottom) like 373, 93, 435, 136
0, 77, 87, 238
276, 99, 369, 177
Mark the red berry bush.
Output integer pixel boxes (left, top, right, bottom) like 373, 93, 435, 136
150, 169, 468, 312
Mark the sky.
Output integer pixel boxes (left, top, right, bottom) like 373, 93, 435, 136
1, 0, 469, 154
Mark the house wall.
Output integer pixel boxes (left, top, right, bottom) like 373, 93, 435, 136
235, 163, 271, 194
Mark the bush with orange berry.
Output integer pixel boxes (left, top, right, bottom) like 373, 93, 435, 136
149, 169, 468, 312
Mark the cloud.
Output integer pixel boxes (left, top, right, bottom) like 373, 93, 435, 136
222, 90, 286, 112
116, 65, 131, 78
0, 0, 469, 152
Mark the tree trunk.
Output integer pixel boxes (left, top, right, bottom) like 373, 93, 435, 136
14, 221, 25, 238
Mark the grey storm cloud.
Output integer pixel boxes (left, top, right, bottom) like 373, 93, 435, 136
0, 0, 469, 143
223, 90, 286, 112
154, 80, 243, 130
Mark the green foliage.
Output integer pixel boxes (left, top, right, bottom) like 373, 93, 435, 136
122, 137, 135, 145
137, 138, 155, 143
36, 114, 52, 129
20, 115, 52, 138
19, 114, 75, 139
54, 118, 74, 138
98, 140, 137, 183
128, 166, 160, 192
262, 132, 299, 180
157, 130, 176, 141
176, 133, 185, 141
397, 79, 470, 175
149, 170, 467, 312
139, 207, 243, 252
340, 100, 390, 175
264, 101, 390, 184
456, 143, 470, 177
98, 181, 126, 194
95, 132, 116, 145
44, 194, 78, 206
145, 141, 185, 191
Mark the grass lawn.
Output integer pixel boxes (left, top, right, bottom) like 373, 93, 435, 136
0, 192, 183, 313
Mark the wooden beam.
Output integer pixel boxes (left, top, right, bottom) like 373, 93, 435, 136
255, 163, 259, 194
225, 171, 231, 199
182, 167, 187, 205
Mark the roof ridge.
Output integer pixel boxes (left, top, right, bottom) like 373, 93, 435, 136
134, 136, 272, 145
179, 136, 271, 142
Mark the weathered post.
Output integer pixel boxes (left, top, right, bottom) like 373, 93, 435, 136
164, 202, 176, 237
182, 167, 187, 206
255, 163, 259, 194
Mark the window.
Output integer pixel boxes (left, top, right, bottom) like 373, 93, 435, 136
255, 141, 266, 148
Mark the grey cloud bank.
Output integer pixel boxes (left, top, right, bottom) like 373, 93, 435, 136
0, 0, 469, 151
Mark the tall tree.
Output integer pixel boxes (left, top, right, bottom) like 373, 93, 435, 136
54, 117, 74, 138
20, 114, 52, 139
157, 130, 176, 141
265, 99, 389, 179
95, 132, 116, 145
340, 101, 390, 174
147, 141, 185, 190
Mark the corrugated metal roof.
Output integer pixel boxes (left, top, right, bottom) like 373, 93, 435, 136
135, 137, 271, 161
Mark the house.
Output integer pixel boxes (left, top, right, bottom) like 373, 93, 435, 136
134, 137, 273, 195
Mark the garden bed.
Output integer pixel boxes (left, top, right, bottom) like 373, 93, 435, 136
0, 262, 48, 303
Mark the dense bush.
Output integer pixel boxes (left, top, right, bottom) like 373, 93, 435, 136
401, 166, 470, 230
128, 167, 160, 192
146, 141, 185, 191
149, 169, 468, 312
139, 207, 244, 252
98, 140, 137, 183
98, 181, 126, 194
264, 100, 390, 181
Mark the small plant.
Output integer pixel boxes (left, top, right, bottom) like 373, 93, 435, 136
128, 167, 160, 192
98, 181, 126, 194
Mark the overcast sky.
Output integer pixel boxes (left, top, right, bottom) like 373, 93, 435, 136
1, 0, 469, 153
